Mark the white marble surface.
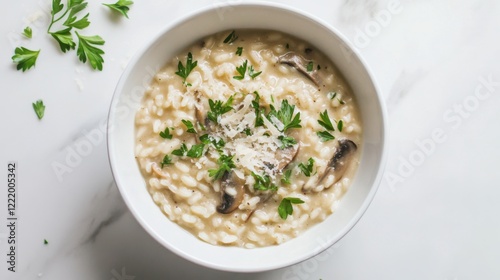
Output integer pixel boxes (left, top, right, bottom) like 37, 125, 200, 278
1, 0, 500, 279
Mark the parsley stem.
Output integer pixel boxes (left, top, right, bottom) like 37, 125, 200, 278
47, 1, 71, 33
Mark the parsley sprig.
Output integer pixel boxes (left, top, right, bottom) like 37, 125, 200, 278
207, 96, 234, 123
103, 0, 134, 18
208, 154, 236, 180
182, 120, 197, 134
317, 110, 336, 142
233, 60, 261, 80
268, 100, 302, 132
199, 134, 225, 151
12, 47, 40, 71
278, 197, 304, 220
23, 27, 33, 38
251, 172, 278, 191
281, 169, 292, 185
172, 143, 205, 158
175, 52, 197, 86
32, 100, 46, 120
159, 127, 173, 139
298, 158, 315, 177
223, 30, 238, 44
161, 155, 172, 167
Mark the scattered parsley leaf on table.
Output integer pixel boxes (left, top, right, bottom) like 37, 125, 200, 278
32, 100, 45, 120
44, 239, 48, 245
75, 32, 105, 71
103, 0, 134, 18
23, 27, 32, 38
12, 47, 40, 71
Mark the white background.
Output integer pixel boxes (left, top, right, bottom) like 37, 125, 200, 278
1, 0, 500, 279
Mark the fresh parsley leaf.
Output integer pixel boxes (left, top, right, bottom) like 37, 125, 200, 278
182, 119, 197, 133
161, 154, 172, 167
268, 99, 302, 132
236, 47, 243, 56
278, 197, 304, 220
223, 30, 238, 44
233, 60, 247, 80
159, 127, 173, 139
172, 143, 188, 156
328, 91, 338, 100
208, 154, 236, 180
12, 47, 40, 71
306, 61, 313, 72
23, 27, 32, 38
44, 239, 48, 245
103, 0, 134, 18
278, 135, 297, 149
298, 158, 315, 177
318, 110, 335, 131
51, 0, 64, 15
252, 91, 264, 127
175, 52, 197, 86
281, 169, 292, 185
207, 96, 233, 123
50, 28, 76, 52
337, 119, 344, 132
244, 128, 252, 136
248, 65, 262, 79
32, 100, 45, 120
75, 32, 105, 70
199, 134, 225, 150
63, 1, 89, 29
316, 131, 335, 142
186, 144, 205, 158
339, 99, 346, 105
251, 172, 278, 191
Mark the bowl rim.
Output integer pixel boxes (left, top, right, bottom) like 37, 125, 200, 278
107, 1, 388, 272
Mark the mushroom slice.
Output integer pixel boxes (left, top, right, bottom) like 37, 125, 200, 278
318, 139, 357, 186
276, 143, 300, 172
216, 170, 245, 214
278, 52, 322, 87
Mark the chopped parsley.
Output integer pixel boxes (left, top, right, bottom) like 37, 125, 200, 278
316, 131, 335, 142
306, 61, 313, 72
248, 65, 262, 79
281, 169, 292, 185
186, 143, 205, 158
318, 110, 335, 131
337, 119, 344, 132
268, 99, 302, 132
23, 27, 32, 38
252, 92, 264, 127
208, 154, 236, 180
199, 134, 225, 150
159, 127, 173, 139
44, 239, 48, 245
223, 30, 238, 44
161, 155, 172, 167
278, 197, 304, 220
207, 96, 234, 123
298, 158, 315, 177
181, 119, 197, 133
328, 91, 338, 100
236, 47, 243, 56
251, 172, 278, 191
32, 100, 45, 120
278, 135, 297, 149
233, 60, 247, 80
172, 143, 188, 156
175, 52, 197, 86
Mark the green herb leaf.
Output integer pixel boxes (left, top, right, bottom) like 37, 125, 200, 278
252, 91, 264, 127
223, 30, 238, 44
298, 158, 315, 177
306, 61, 313, 72
207, 96, 233, 123
161, 155, 172, 167
12, 47, 40, 71
182, 119, 197, 134
278, 135, 297, 149
318, 110, 335, 131
50, 28, 76, 52
32, 100, 45, 120
316, 131, 335, 142
251, 172, 278, 191
44, 239, 49, 245
268, 99, 302, 132
236, 47, 243, 56
23, 27, 32, 38
278, 197, 304, 219
200, 134, 225, 150
339, 99, 346, 105
175, 52, 197, 86
186, 144, 205, 158
328, 91, 338, 100
337, 119, 344, 132
208, 154, 236, 180
172, 143, 188, 156
281, 169, 292, 185
75, 32, 105, 70
52, 0, 64, 15
248, 65, 262, 79
159, 127, 173, 139
233, 60, 247, 80
63, 2, 89, 29
244, 128, 252, 136
103, 0, 134, 18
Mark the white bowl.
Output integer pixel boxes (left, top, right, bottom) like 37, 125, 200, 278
107, 2, 387, 272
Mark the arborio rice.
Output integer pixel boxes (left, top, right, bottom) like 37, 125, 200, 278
135, 29, 362, 248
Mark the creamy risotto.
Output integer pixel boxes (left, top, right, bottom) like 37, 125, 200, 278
135, 29, 362, 248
